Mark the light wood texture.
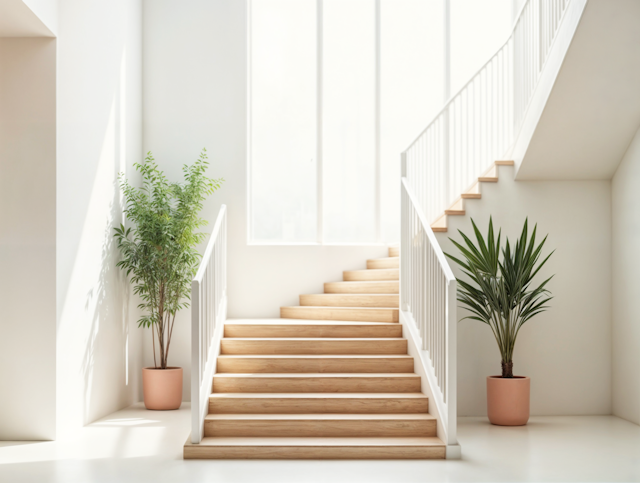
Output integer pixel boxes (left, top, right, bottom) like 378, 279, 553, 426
343, 268, 399, 281
478, 165, 498, 182
495, 160, 515, 165
208, 392, 430, 414
212, 373, 422, 393
280, 306, 399, 323
300, 293, 399, 308
187, 244, 444, 460
367, 257, 400, 269
184, 436, 446, 459
444, 197, 465, 216
431, 215, 448, 233
216, 355, 414, 373
461, 182, 481, 199
224, 322, 402, 338
203, 413, 436, 437
324, 280, 399, 294
220, 338, 407, 355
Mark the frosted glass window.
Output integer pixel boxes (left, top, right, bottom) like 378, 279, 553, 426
250, 0, 317, 242
380, 0, 444, 243
322, 0, 376, 243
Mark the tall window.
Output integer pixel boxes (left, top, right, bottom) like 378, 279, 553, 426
249, 0, 510, 244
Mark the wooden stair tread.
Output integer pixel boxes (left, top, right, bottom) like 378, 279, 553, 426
281, 306, 399, 323
366, 257, 399, 269
217, 354, 412, 359
343, 268, 399, 281
300, 293, 399, 308
444, 198, 465, 216
461, 182, 481, 199
431, 214, 447, 233
213, 373, 419, 378
225, 320, 399, 326
208, 393, 430, 415
280, 307, 400, 311
190, 436, 443, 446
478, 165, 498, 182
205, 413, 435, 421
324, 281, 399, 294
209, 392, 428, 399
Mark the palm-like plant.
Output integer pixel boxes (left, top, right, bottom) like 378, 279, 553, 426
445, 218, 554, 378
114, 150, 223, 369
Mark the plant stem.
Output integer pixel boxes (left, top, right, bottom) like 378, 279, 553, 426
501, 360, 513, 378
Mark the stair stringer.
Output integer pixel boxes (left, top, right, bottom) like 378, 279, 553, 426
508, 0, 588, 176
399, 310, 461, 460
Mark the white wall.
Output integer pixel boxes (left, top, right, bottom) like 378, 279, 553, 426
612, 127, 640, 425
0, 38, 56, 440
56, 0, 143, 438
435, 167, 612, 417
142, 0, 389, 401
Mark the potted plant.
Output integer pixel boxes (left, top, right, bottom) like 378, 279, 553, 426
445, 218, 553, 426
114, 150, 223, 410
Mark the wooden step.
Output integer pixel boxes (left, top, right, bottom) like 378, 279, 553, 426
388, 246, 399, 257
461, 182, 481, 199
204, 413, 436, 437
367, 257, 399, 269
216, 355, 414, 373
431, 215, 447, 233
208, 392, 430, 414
444, 198, 465, 216
212, 373, 422, 393
300, 294, 399, 308
184, 436, 446, 459
224, 321, 402, 338
220, 338, 407, 355
281, 306, 399, 323
324, 281, 399, 294
478, 165, 498, 182
343, 268, 399, 281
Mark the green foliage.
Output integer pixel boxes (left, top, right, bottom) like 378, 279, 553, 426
114, 149, 223, 369
445, 218, 554, 377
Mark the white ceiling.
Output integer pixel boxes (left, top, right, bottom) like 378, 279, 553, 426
517, 0, 640, 180
0, 0, 54, 37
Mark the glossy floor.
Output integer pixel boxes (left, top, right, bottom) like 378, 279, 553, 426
1, 403, 639, 482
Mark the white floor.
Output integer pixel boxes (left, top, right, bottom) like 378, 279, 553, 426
1, 403, 639, 483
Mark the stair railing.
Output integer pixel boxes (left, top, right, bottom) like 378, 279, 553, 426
400, 171, 457, 450
191, 205, 227, 444
403, 0, 576, 223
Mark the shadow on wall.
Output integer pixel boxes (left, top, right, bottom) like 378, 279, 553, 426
57, 39, 143, 437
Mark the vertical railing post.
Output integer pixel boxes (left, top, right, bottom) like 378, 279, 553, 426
446, 279, 457, 446
190, 279, 201, 444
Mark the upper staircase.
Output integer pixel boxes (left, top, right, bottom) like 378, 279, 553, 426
184, 246, 446, 459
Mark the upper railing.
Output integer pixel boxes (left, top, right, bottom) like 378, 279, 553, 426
191, 205, 228, 444
404, 0, 573, 223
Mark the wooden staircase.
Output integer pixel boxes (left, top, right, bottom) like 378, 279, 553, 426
431, 160, 514, 233
183, 246, 446, 459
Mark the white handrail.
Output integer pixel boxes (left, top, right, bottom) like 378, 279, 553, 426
400, 175, 457, 448
190, 205, 227, 444
403, 0, 575, 223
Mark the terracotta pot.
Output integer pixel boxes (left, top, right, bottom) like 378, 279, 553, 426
142, 367, 183, 410
486, 375, 530, 426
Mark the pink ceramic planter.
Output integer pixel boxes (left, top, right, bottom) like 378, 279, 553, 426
142, 367, 183, 410
487, 375, 530, 426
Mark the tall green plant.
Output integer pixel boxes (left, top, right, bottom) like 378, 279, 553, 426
114, 150, 223, 369
445, 218, 554, 378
